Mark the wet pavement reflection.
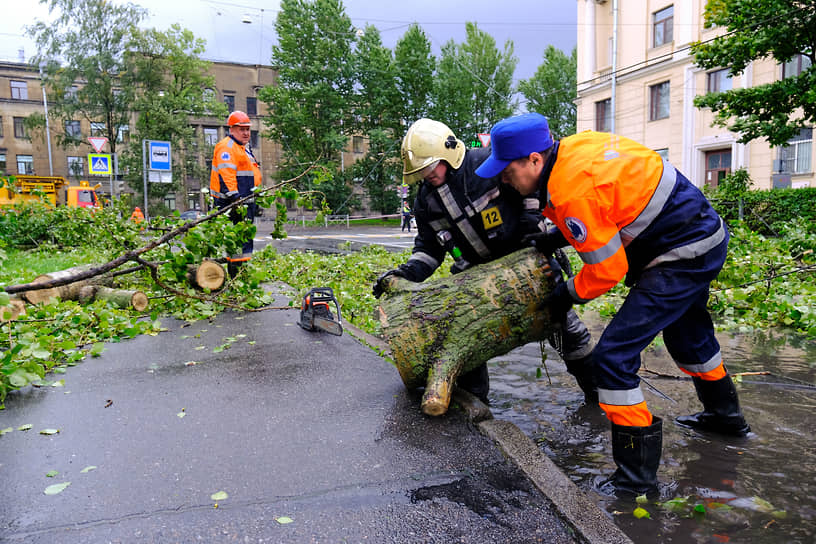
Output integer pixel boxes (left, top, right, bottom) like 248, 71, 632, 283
489, 312, 816, 544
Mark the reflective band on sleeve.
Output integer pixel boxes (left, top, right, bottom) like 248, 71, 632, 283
598, 387, 645, 406
226, 139, 234, 148
578, 232, 622, 264
428, 218, 451, 231
565, 277, 592, 303
645, 218, 726, 268
456, 218, 491, 259
524, 198, 539, 210
236, 170, 255, 176
620, 159, 677, 246
437, 185, 463, 220
408, 252, 441, 269
216, 162, 237, 171
210, 190, 225, 198
676, 351, 722, 375
470, 187, 500, 212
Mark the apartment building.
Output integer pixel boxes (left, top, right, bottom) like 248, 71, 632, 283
576, 0, 813, 190
0, 60, 284, 212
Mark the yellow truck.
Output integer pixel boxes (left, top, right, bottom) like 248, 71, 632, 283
0, 175, 100, 209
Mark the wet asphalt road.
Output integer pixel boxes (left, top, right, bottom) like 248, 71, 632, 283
0, 286, 578, 543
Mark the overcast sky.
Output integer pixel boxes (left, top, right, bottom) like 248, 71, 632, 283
3, 0, 577, 85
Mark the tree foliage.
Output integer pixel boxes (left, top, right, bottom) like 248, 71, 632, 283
394, 25, 436, 125
692, 0, 816, 145
518, 46, 577, 138
258, 0, 356, 210
430, 23, 518, 139
27, 0, 146, 156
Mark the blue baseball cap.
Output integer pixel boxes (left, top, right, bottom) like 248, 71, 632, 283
475, 113, 553, 178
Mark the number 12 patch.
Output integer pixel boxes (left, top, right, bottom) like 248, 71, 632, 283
480, 206, 503, 229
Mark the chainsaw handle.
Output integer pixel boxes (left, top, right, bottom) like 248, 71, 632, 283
304, 287, 342, 323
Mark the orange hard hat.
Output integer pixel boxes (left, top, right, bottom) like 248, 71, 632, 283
134, 207, 141, 211
227, 111, 251, 127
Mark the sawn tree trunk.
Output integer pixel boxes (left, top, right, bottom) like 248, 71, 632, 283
377, 247, 560, 416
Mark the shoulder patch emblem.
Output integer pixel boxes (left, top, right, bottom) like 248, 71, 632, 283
564, 217, 588, 244
220, 152, 230, 161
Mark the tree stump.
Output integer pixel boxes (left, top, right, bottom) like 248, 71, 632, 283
377, 247, 560, 416
187, 259, 226, 291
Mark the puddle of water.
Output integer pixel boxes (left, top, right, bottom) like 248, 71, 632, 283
489, 314, 816, 544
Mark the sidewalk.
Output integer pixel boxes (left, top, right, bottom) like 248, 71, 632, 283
0, 285, 629, 543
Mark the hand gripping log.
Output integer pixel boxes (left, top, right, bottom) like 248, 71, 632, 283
377, 247, 560, 416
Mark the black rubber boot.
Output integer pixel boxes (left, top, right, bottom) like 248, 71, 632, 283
565, 354, 598, 404
600, 416, 663, 498
456, 363, 489, 404
676, 375, 751, 436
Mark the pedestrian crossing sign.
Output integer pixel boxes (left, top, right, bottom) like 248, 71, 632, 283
88, 153, 112, 175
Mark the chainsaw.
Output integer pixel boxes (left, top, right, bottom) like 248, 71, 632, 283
297, 287, 343, 336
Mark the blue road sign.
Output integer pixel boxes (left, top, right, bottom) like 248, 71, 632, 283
148, 140, 172, 171
88, 153, 112, 175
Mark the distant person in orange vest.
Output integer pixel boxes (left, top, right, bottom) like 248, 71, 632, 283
209, 111, 262, 275
477, 112, 750, 498
130, 207, 144, 224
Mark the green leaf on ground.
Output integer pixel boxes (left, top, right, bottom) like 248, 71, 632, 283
40, 428, 60, 435
0, 427, 13, 436
210, 491, 228, 501
275, 516, 293, 524
18, 424, 32, 431
44, 482, 71, 495
46, 470, 59, 477
80, 466, 97, 473
633, 507, 651, 519
90, 343, 105, 357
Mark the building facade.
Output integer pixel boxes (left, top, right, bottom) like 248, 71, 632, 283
576, 0, 813, 190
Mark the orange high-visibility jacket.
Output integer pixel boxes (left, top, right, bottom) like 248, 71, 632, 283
542, 132, 725, 302
209, 136, 261, 201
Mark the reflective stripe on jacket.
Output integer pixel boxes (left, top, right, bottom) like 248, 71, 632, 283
542, 131, 724, 302
209, 136, 261, 200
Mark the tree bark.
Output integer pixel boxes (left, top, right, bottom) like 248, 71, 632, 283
23, 265, 98, 305
92, 287, 149, 311
187, 259, 226, 291
377, 247, 560, 416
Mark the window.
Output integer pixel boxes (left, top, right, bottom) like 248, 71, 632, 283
65, 120, 81, 140
782, 54, 812, 79
203, 88, 215, 101
246, 97, 257, 116
117, 125, 129, 143
655, 148, 669, 160
90, 122, 106, 137
595, 99, 611, 132
17, 155, 33, 175
649, 81, 671, 121
250, 130, 259, 148
707, 69, 732, 93
0, 116, 3, 138
0, 153, 6, 173
353, 136, 363, 154
223, 95, 235, 111
13, 117, 27, 139
65, 86, 78, 102
203, 127, 219, 146
67, 156, 84, 177
705, 149, 732, 188
653, 6, 674, 47
10, 80, 28, 100
164, 193, 176, 211
779, 128, 812, 174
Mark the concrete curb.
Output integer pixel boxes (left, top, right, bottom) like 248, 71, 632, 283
479, 419, 633, 544
343, 321, 632, 544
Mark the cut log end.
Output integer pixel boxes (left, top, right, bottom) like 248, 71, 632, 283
188, 260, 226, 291
1, 298, 26, 322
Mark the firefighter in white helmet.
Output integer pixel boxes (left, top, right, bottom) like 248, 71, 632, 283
373, 118, 596, 405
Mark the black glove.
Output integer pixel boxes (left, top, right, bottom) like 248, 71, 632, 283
543, 279, 573, 325
372, 268, 405, 298
522, 229, 569, 255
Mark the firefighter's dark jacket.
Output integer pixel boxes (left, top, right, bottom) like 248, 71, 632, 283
399, 147, 547, 282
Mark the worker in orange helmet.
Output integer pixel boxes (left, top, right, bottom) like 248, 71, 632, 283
209, 110, 262, 275
130, 206, 144, 224
477, 113, 750, 499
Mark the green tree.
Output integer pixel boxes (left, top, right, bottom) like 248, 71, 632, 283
120, 25, 226, 212
351, 25, 402, 215
692, 0, 816, 145
394, 24, 436, 125
258, 0, 356, 211
518, 46, 577, 138
28, 0, 146, 156
431, 22, 517, 141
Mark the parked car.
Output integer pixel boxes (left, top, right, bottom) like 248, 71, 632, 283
179, 210, 206, 222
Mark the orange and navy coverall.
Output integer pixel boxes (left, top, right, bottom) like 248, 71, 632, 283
209, 135, 262, 258
540, 132, 729, 427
